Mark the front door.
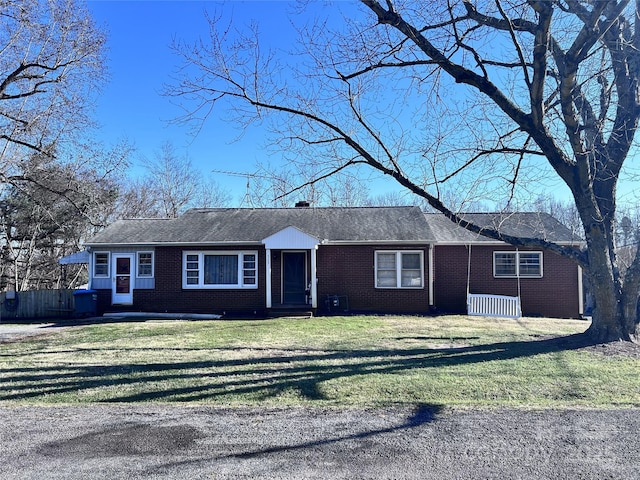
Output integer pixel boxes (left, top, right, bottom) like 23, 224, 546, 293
283, 252, 307, 305
112, 254, 134, 305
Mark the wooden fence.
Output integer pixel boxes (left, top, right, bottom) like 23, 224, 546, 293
0, 289, 76, 321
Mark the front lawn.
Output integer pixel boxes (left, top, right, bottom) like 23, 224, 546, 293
1, 315, 638, 408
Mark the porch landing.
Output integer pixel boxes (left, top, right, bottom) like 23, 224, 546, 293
267, 305, 315, 319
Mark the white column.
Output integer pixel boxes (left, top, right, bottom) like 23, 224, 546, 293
266, 249, 272, 309
311, 245, 318, 308
578, 265, 584, 316
428, 244, 434, 307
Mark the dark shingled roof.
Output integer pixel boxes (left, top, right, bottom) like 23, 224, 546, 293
425, 212, 582, 244
86, 206, 435, 246
86, 207, 581, 247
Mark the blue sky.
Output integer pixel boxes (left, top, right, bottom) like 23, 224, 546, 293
86, 0, 509, 208
87, 1, 286, 201
86, 1, 637, 210
85, 1, 560, 208
87, 0, 405, 207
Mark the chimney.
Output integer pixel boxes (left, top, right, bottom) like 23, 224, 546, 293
295, 200, 311, 208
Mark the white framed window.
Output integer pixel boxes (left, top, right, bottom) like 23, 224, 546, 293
375, 251, 424, 289
183, 251, 258, 289
494, 251, 543, 278
137, 251, 154, 278
93, 252, 110, 277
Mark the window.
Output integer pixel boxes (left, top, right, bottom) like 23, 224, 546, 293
243, 254, 257, 285
183, 251, 258, 289
137, 252, 154, 277
93, 252, 110, 277
375, 251, 424, 289
185, 254, 199, 285
494, 252, 517, 277
204, 255, 238, 284
494, 251, 542, 278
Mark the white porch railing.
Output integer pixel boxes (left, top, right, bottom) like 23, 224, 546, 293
467, 294, 521, 319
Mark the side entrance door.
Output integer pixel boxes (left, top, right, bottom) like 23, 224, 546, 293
282, 251, 307, 305
112, 254, 134, 305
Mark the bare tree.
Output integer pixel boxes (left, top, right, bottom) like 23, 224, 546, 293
0, 0, 108, 286
193, 177, 232, 209
140, 143, 201, 218
113, 177, 164, 219
0, 149, 121, 290
0, 0, 106, 172
170, 1, 640, 343
126, 142, 232, 218
250, 160, 374, 207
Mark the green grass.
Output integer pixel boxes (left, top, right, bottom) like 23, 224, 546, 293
1, 315, 638, 408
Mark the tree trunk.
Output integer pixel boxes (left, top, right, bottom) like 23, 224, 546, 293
586, 284, 628, 342
583, 242, 640, 343
586, 293, 640, 343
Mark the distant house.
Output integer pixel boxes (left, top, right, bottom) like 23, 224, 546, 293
84, 206, 584, 318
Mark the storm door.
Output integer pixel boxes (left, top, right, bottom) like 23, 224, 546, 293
282, 252, 307, 305
112, 254, 134, 305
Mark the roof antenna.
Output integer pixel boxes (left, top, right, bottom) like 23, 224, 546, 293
212, 169, 272, 208
240, 176, 253, 208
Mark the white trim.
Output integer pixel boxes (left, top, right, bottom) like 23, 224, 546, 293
136, 251, 154, 278
93, 251, 110, 278
182, 250, 258, 289
112, 253, 134, 305
311, 246, 318, 308
322, 240, 431, 246
431, 240, 585, 247
374, 250, 425, 289
428, 244, 434, 306
87, 241, 263, 248
87, 239, 431, 248
266, 249, 272, 308
280, 250, 308, 304
262, 226, 320, 250
493, 251, 543, 278
578, 265, 584, 315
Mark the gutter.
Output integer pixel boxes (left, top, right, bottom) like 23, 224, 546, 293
86, 240, 437, 248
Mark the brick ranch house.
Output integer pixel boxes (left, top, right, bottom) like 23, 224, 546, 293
84, 206, 584, 318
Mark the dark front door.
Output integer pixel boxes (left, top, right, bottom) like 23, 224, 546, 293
283, 252, 307, 304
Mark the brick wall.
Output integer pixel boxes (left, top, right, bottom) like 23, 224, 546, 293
94, 242, 580, 319
95, 244, 432, 315
316, 244, 430, 314
102, 246, 268, 315
433, 245, 581, 318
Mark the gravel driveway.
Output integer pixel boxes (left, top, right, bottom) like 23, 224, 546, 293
1, 404, 638, 479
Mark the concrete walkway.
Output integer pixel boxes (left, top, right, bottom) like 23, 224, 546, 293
0, 323, 55, 343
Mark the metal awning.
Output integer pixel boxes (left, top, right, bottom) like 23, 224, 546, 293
59, 251, 90, 265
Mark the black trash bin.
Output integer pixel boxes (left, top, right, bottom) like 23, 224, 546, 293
73, 289, 98, 317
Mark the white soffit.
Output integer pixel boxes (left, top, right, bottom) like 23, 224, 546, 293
262, 226, 320, 250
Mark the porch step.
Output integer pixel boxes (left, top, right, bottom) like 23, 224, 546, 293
268, 307, 314, 319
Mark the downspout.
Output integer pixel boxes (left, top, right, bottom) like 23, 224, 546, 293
428, 244, 434, 307
266, 248, 272, 309
311, 245, 318, 308
578, 265, 584, 316
87, 247, 93, 290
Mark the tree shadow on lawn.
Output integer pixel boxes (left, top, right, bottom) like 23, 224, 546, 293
0, 334, 594, 403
